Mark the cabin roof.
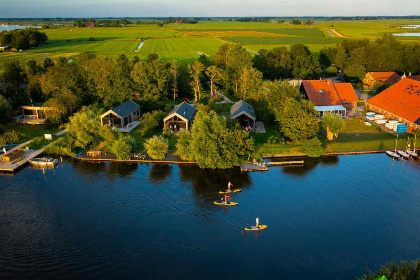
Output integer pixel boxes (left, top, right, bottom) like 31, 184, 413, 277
109, 100, 140, 118
333, 83, 359, 103
165, 101, 196, 121
367, 78, 420, 125
230, 100, 256, 120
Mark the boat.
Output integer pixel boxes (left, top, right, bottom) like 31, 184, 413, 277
244, 225, 268, 231
385, 151, 400, 159
218, 189, 241, 194
214, 201, 238, 206
397, 150, 410, 159
407, 151, 418, 158
29, 157, 58, 167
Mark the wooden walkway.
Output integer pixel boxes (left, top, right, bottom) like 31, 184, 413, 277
0, 141, 45, 174
240, 163, 269, 172
266, 160, 304, 166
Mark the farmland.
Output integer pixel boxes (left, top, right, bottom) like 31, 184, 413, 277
0, 19, 419, 69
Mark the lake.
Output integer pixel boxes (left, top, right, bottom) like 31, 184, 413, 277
1, 154, 419, 279
0, 25, 39, 32
393, 33, 420, 37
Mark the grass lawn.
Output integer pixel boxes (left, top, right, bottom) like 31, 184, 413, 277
322, 118, 411, 152
2, 122, 59, 142
129, 126, 178, 153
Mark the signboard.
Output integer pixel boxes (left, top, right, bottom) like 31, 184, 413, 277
44, 134, 52, 140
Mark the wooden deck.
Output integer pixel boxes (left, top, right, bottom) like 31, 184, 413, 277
240, 163, 269, 172
266, 160, 304, 166
77, 152, 197, 165
0, 141, 45, 174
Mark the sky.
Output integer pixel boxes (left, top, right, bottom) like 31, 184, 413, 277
1, 0, 419, 18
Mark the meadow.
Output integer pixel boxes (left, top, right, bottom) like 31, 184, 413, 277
0, 19, 419, 69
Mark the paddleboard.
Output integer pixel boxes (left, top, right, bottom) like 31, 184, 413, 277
214, 201, 238, 206
244, 225, 267, 231
218, 189, 241, 194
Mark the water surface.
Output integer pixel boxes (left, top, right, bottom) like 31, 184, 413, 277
0, 154, 419, 279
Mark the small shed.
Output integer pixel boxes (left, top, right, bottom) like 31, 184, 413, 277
0, 45, 9, 51
21, 103, 53, 124
230, 100, 256, 128
163, 102, 196, 132
100, 100, 140, 129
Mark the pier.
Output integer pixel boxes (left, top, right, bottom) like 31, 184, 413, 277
0, 140, 45, 174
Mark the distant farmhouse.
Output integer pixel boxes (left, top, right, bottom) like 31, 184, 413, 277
84, 22, 95, 28
163, 101, 196, 133
300, 79, 359, 118
100, 100, 140, 132
363, 72, 400, 88
366, 78, 420, 133
230, 100, 256, 128
0, 45, 9, 51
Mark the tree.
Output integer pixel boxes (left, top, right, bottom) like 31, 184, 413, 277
175, 130, 193, 161
359, 260, 420, 280
345, 63, 366, 81
335, 45, 347, 72
112, 134, 136, 160
205, 65, 223, 97
74, 18, 84, 27
144, 135, 168, 160
131, 55, 170, 103
138, 110, 165, 136
237, 67, 263, 100
0, 94, 10, 123
169, 59, 179, 104
120, 18, 128, 27
66, 106, 101, 149
43, 58, 54, 69
187, 111, 254, 169
303, 137, 324, 157
291, 19, 302, 25
188, 61, 205, 102
1, 60, 28, 107
265, 46, 292, 79
278, 99, 319, 142
322, 112, 345, 140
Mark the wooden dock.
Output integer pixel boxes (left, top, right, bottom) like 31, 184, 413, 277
0, 142, 45, 174
266, 160, 304, 166
77, 152, 197, 165
240, 163, 269, 172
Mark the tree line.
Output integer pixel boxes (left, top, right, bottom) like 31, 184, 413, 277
0, 29, 47, 50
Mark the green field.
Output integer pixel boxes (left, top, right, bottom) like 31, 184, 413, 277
0, 19, 419, 68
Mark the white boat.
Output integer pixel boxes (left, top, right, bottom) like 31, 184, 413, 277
386, 151, 400, 159
408, 151, 418, 158
397, 150, 410, 159
29, 157, 58, 167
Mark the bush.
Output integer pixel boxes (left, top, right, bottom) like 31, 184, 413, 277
44, 136, 74, 156
0, 130, 22, 145
359, 260, 420, 280
0, 94, 10, 124
175, 131, 192, 160
144, 135, 168, 160
112, 135, 136, 160
303, 137, 324, 157
28, 137, 49, 150
88, 37, 96, 41
325, 66, 338, 77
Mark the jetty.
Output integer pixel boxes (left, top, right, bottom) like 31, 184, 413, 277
240, 163, 269, 172
0, 140, 45, 174
265, 160, 304, 166
77, 152, 197, 165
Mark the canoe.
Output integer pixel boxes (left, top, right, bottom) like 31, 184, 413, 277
385, 151, 400, 159
218, 189, 242, 194
244, 225, 268, 231
29, 157, 58, 167
214, 201, 238, 206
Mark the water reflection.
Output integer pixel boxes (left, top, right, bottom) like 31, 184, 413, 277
149, 164, 172, 181
107, 162, 138, 179
281, 156, 339, 177
178, 165, 251, 194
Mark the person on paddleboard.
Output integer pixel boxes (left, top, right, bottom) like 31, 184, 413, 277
256, 217, 260, 229
221, 193, 231, 205
227, 182, 233, 192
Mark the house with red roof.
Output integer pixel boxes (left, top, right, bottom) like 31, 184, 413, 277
366, 78, 420, 133
362, 72, 400, 88
300, 80, 359, 118
84, 22, 95, 28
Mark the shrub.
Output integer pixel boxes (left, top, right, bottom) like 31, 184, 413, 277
44, 136, 74, 156
112, 136, 135, 160
359, 260, 420, 280
175, 131, 193, 160
303, 137, 324, 157
0, 130, 22, 145
88, 37, 96, 41
144, 135, 168, 160
322, 112, 345, 140
0, 94, 10, 124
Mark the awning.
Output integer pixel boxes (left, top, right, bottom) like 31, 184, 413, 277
314, 105, 346, 112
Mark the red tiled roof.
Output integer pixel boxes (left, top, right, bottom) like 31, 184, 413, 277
367, 78, 420, 125
333, 83, 359, 103
301, 80, 342, 106
368, 72, 400, 83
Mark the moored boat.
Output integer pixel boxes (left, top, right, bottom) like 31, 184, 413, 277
397, 150, 410, 159
407, 150, 418, 158
29, 157, 58, 167
386, 151, 400, 159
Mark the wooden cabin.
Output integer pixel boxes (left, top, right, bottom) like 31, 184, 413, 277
163, 102, 196, 133
230, 100, 256, 128
100, 100, 140, 129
